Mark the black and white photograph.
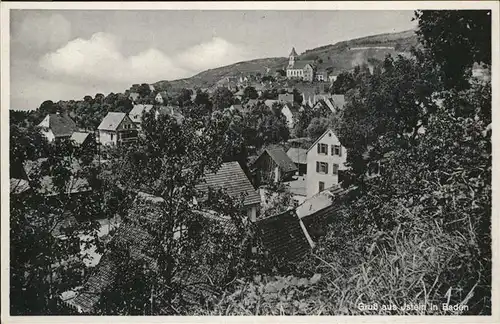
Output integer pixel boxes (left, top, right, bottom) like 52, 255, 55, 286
1, 1, 497, 321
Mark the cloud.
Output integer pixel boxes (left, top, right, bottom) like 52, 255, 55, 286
14, 12, 72, 50
176, 37, 251, 73
39, 32, 252, 85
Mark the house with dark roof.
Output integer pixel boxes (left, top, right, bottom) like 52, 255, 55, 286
196, 161, 261, 222
97, 112, 138, 146
37, 113, 77, 142
278, 93, 294, 104
286, 147, 307, 175
251, 147, 298, 186
70, 131, 95, 153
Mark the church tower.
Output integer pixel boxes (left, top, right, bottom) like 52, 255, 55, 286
288, 47, 298, 68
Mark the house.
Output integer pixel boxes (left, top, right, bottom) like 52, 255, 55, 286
305, 128, 348, 198
286, 47, 316, 82
128, 104, 154, 131
286, 147, 307, 175
97, 112, 138, 146
316, 70, 329, 82
70, 131, 95, 153
128, 92, 140, 103
37, 113, 77, 142
156, 105, 184, 124
195, 161, 261, 222
329, 75, 338, 83
281, 102, 300, 129
278, 93, 294, 104
251, 147, 298, 185
149, 84, 156, 92
312, 94, 346, 114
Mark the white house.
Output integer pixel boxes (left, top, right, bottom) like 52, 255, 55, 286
305, 128, 348, 198
281, 103, 301, 129
128, 104, 154, 131
97, 112, 138, 146
37, 113, 77, 143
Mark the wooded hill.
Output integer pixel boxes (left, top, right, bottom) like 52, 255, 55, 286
154, 29, 418, 90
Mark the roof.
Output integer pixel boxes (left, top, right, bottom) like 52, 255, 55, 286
284, 176, 306, 197
10, 178, 30, 195
38, 113, 77, 137
70, 132, 91, 145
282, 102, 300, 115
257, 147, 298, 173
256, 210, 311, 262
129, 104, 154, 124
129, 92, 139, 101
295, 185, 354, 219
196, 162, 261, 206
313, 94, 346, 113
289, 47, 298, 57
156, 105, 184, 124
288, 60, 315, 70
264, 99, 279, 108
97, 112, 127, 131
286, 147, 307, 164
278, 94, 294, 104
245, 99, 260, 107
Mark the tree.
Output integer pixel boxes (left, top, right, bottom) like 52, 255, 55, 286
137, 83, 152, 98
330, 71, 355, 94
292, 89, 302, 105
94, 111, 256, 314
306, 117, 330, 140
10, 142, 103, 315
242, 103, 289, 150
211, 87, 234, 111
243, 86, 259, 101
414, 10, 491, 90
176, 88, 193, 107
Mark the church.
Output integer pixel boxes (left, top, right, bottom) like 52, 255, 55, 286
286, 47, 316, 82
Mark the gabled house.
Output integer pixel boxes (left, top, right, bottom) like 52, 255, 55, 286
312, 94, 346, 114
251, 147, 298, 186
286, 47, 316, 82
281, 102, 300, 129
70, 131, 95, 153
128, 104, 154, 131
97, 112, 138, 146
315, 70, 329, 82
195, 161, 261, 222
37, 113, 77, 142
305, 128, 348, 198
286, 147, 307, 175
128, 92, 140, 103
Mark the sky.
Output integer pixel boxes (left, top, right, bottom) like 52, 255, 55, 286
10, 10, 417, 110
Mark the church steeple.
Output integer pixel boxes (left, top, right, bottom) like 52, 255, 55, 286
288, 47, 298, 67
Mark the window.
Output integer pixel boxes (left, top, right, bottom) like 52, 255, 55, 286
317, 143, 328, 155
332, 163, 339, 174
319, 181, 325, 192
316, 161, 328, 174
110, 134, 114, 141
332, 145, 342, 156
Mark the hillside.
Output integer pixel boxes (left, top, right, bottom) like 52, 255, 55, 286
154, 29, 418, 91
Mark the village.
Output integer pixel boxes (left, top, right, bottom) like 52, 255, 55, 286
8, 7, 492, 317
10, 47, 375, 313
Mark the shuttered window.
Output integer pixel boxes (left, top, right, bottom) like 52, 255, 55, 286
318, 143, 328, 155
332, 163, 339, 174
332, 145, 342, 156
316, 162, 328, 174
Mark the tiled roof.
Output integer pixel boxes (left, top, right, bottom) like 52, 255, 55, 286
38, 113, 77, 137
256, 210, 311, 262
70, 132, 91, 145
10, 178, 30, 194
264, 147, 298, 173
286, 147, 307, 164
97, 112, 127, 131
129, 104, 154, 124
196, 162, 261, 206
264, 99, 279, 108
288, 60, 315, 70
296, 185, 354, 219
